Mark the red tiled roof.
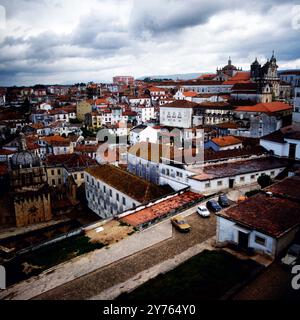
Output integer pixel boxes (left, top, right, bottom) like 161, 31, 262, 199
123, 110, 137, 116
148, 86, 165, 92
183, 91, 198, 97
45, 153, 97, 170
235, 102, 292, 113
231, 82, 258, 92
75, 144, 99, 153
217, 191, 300, 238
85, 164, 173, 203
211, 136, 242, 147
198, 74, 217, 80
223, 72, 251, 85
41, 135, 70, 146
160, 100, 198, 109
95, 98, 109, 105
265, 175, 300, 200
120, 191, 204, 227
0, 149, 16, 155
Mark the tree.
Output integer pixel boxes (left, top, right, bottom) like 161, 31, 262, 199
257, 174, 273, 189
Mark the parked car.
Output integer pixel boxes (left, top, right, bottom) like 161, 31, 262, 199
237, 195, 248, 203
218, 194, 230, 207
197, 205, 211, 218
171, 216, 191, 233
206, 199, 222, 213
281, 244, 300, 267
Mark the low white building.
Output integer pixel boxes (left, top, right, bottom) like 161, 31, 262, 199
174, 88, 198, 101
260, 125, 300, 160
129, 96, 151, 107
205, 136, 242, 152
132, 105, 155, 123
160, 100, 196, 128
216, 175, 300, 257
187, 157, 287, 194
84, 164, 172, 219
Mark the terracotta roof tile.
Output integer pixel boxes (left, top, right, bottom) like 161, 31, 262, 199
120, 191, 204, 227
85, 164, 173, 203
235, 102, 292, 113
217, 191, 300, 238
211, 136, 242, 147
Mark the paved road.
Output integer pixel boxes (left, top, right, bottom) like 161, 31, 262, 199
35, 213, 216, 300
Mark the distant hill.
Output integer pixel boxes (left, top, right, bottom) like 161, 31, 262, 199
137, 73, 204, 81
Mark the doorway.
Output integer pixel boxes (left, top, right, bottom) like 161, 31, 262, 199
238, 231, 249, 250
289, 143, 296, 159
229, 179, 235, 189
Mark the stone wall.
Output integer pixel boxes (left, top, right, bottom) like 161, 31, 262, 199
14, 192, 52, 227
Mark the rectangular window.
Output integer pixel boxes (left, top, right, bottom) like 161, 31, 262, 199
74, 173, 77, 180
116, 193, 119, 201
58, 178, 62, 185
205, 182, 211, 188
57, 169, 61, 175
110, 189, 112, 197
123, 197, 126, 205
255, 235, 266, 246
270, 171, 275, 176
240, 177, 245, 182
81, 173, 84, 179
103, 185, 106, 193
251, 175, 255, 180
217, 180, 223, 186
51, 169, 55, 175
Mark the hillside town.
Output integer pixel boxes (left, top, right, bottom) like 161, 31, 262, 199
0, 54, 300, 300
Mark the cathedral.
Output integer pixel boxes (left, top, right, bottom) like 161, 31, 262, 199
250, 52, 281, 99
216, 57, 243, 81
9, 134, 52, 227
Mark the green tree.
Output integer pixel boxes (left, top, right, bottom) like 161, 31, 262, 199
257, 174, 272, 189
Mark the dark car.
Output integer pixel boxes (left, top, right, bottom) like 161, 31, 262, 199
206, 199, 222, 213
218, 194, 230, 207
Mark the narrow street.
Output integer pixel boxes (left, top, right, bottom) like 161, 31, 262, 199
35, 213, 216, 300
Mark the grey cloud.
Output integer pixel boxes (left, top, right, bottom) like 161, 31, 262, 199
129, 0, 231, 37
0, 0, 300, 85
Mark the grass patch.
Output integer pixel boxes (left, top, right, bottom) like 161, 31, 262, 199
117, 250, 261, 301
4, 235, 105, 286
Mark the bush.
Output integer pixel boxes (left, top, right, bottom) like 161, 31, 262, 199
257, 174, 273, 189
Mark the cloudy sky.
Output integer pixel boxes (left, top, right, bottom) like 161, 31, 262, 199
0, 0, 300, 86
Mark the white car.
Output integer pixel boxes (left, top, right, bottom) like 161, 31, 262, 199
197, 205, 211, 218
